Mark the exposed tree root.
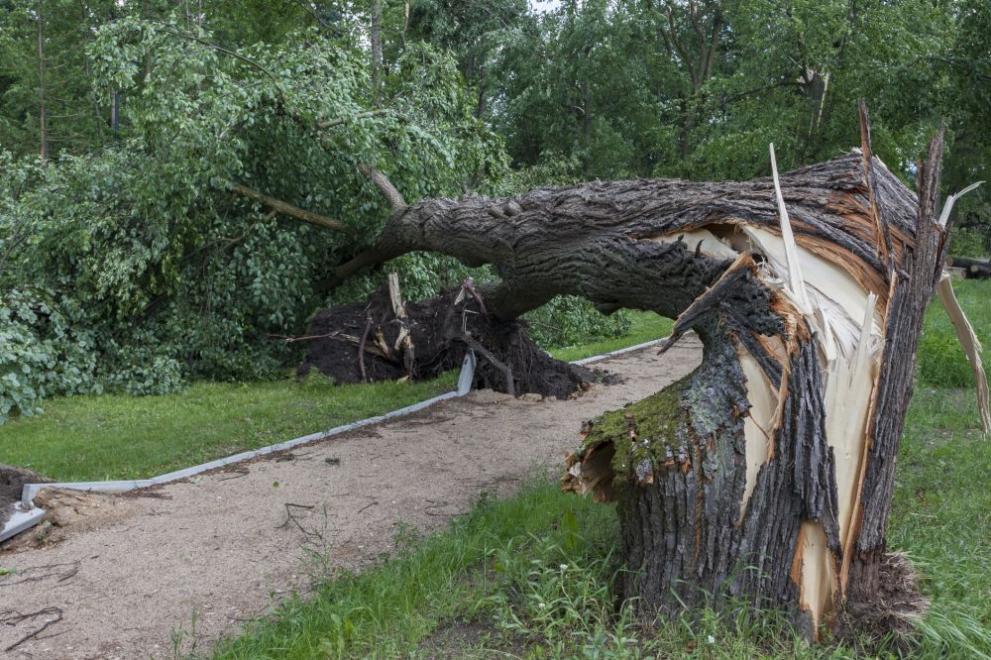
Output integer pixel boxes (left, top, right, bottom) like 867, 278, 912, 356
834, 551, 930, 654
296, 284, 607, 399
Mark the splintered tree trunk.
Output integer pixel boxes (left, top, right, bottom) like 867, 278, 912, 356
334, 115, 980, 638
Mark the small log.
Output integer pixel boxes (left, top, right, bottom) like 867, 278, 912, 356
950, 256, 991, 279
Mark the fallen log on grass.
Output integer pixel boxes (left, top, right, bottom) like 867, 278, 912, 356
950, 255, 991, 279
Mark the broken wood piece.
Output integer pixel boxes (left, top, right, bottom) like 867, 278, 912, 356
769, 142, 812, 312
461, 333, 515, 397
358, 316, 372, 383
936, 273, 991, 434
387, 272, 416, 376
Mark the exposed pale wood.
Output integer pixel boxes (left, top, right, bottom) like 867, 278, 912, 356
387, 272, 415, 375
388, 272, 406, 319
769, 142, 812, 312
937, 181, 984, 228
937, 273, 991, 434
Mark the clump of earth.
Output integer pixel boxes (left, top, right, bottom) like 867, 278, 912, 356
0, 464, 47, 526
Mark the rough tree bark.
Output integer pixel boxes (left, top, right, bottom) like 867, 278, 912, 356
313, 110, 985, 639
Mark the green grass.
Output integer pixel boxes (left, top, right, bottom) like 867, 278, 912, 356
888, 385, 991, 657
1, 310, 672, 483
211, 478, 823, 660
549, 311, 674, 362
212, 395, 991, 659
0, 373, 455, 482
211, 282, 991, 659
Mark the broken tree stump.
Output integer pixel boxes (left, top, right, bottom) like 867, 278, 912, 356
314, 106, 987, 641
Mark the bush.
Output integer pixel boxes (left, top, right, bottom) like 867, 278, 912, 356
0, 289, 101, 422
950, 226, 990, 259
525, 296, 631, 349
0, 20, 511, 422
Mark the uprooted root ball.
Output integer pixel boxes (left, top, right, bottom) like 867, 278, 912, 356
296, 286, 613, 399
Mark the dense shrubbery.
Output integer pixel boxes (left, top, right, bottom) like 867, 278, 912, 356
950, 226, 991, 259
0, 290, 100, 422
0, 20, 497, 417
525, 297, 630, 349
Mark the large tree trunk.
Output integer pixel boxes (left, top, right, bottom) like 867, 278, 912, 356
333, 116, 977, 638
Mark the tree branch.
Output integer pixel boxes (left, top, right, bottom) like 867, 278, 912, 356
331, 245, 403, 284
663, 1, 699, 88
701, 6, 722, 83
229, 183, 349, 232
358, 164, 407, 211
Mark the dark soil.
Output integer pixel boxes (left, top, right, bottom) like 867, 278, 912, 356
298, 285, 610, 399
416, 618, 501, 659
0, 465, 47, 526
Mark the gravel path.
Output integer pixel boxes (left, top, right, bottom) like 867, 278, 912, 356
0, 340, 701, 659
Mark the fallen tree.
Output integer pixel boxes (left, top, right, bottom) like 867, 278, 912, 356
274, 106, 987, 640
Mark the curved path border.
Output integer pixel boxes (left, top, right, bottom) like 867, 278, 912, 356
1, 354, 477, 543
1, 338, 665, 543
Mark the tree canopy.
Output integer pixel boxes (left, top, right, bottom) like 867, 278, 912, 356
1, 0, 988, 420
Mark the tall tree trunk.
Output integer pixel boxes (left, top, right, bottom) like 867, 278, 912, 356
36, 2, 48, 163
333, 117, 977, 638
370, 0, 384, 105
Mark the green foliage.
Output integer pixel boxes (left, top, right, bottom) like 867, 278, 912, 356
949, 227, 989, 259
0, 10, 508, 417
524, 296, 631, 350
0, 289, 100, 423
0, 0, 114, 158
486, 0, 981, 193
941, 0, 991, 249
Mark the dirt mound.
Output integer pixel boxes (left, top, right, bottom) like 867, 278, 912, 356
298, 285, 606, 399
0, 464, 47, 526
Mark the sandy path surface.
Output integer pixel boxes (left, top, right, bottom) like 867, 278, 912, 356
0, 340, 701, 659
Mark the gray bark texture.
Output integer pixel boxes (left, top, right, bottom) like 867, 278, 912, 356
339, 125, 953, 639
